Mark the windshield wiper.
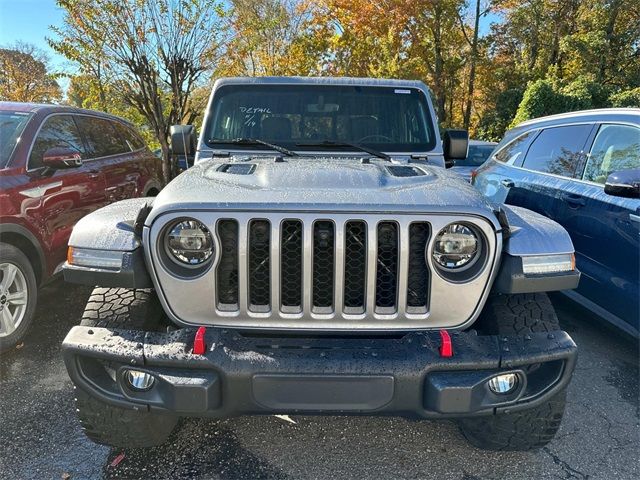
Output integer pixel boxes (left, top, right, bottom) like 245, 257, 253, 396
209, 138, 296, 157
295, 140, 391, 161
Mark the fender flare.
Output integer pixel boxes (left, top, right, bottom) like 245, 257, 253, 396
0, 223, 47, 283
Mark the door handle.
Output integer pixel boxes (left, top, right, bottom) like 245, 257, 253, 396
87, 170, 101, 179
630, 213, 640, 224
501, 179, 515, 188
562, 194, 586, 207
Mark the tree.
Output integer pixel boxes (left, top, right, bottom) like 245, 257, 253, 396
50, 0, 228, 183
217, 0, 318, 77
457, 1, 492, 129
0, 43, 62, 103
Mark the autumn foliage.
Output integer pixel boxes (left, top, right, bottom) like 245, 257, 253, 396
2, 0, 638, 179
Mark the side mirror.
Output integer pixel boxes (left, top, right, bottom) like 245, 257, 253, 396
42, 147, 83, 169
604, 168, 640, 199
170, 125, 196, 157
443, 129, 469, 168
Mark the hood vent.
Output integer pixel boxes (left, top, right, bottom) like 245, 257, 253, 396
218, 163, 256, 175
386, 166, 426, 177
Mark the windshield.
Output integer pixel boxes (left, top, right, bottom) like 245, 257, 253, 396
0, 111, 33, 167
455, 144, 496, 167
205, 84, 436, 153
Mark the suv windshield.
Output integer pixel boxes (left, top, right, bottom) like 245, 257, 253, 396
455, 144, 496, 167
205, 84, 436, 153
0, 111, 33, 167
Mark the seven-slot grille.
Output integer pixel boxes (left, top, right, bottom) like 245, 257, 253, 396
213, 217, 431, 318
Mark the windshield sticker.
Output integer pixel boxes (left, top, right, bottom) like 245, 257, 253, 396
394, 89, 411, 94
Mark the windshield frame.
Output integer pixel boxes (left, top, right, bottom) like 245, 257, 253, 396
0, 110, 34, 168
204, 84, 437, 154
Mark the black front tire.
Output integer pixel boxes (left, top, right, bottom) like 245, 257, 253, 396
80, 287, 167, 330
0, 243, 38, 353
75, 387, 178, 448
74, 287, 177, 447
458, 293, 567, 451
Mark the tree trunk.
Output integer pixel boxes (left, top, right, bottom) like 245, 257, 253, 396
159, 137, 171, 186
463, 0, 481, 129
433, 6, 446, 123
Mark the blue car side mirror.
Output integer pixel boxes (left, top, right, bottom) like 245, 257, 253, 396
604, 168, 640, 199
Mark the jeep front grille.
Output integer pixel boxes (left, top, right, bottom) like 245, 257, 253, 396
150, 212, 498, 330
216, 219, 239, 310
213, 215, 431, 318
280, 220, 303, 312
248, 220, 271, 311
343, 221, 367, 314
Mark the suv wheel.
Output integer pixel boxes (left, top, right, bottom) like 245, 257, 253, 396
74, 287, 177, 447
458, 293, 568, 451
0, 243, 38, 352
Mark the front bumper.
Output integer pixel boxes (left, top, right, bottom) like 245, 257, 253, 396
62, 326, 577, 419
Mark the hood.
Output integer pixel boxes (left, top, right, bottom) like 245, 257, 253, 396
147, 155, 498, 223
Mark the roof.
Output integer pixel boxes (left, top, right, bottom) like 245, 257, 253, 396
515, 108, 640, 129
469, 139, 497, 146
213, 76, 431, 92
0, 101, 133, 125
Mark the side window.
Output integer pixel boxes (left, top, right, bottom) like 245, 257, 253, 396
113, 122, 146, 151
76, 116, 128, 158
582, 124, 640, 184
29, 115, 85, 169
128, 126, 146, 150
521, 124, 592, 177
493, 131, 535, 164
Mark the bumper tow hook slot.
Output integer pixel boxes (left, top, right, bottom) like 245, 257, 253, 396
193, 326, 207, 355
439, 329, 453, 357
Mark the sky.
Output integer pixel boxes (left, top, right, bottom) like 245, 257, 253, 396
0, 0, 68, 69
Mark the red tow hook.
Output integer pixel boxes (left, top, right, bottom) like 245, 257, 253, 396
439, 329, 453, 357
193, 326, 207, 355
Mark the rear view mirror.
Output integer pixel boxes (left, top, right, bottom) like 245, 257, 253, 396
604, 168, 640, 198
443, 129, 469, 168
42, 147, 83, 169
170, 125, 196, 157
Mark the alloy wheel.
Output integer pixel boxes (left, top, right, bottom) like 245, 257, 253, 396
0, 262, 29, 337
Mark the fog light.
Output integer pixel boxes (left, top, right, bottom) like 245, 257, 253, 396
488, 373, 518, 394
125, 370, 155, 391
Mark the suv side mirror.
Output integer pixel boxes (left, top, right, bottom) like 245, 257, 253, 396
443, 129, 469, 168
42, 147, 83, 169
604, 168, 640, 198
170, 125, 196, 157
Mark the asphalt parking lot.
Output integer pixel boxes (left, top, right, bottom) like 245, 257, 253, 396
0, 280, 638, 480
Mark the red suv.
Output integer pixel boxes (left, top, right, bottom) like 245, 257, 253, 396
0, 102, 163, 350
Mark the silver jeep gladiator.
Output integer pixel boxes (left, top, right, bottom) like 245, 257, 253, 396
62, 77, 580, 451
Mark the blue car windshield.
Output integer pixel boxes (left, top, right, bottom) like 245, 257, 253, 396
456, 144, 496, 167
0, 111, 33, 167
205, 84, 436, 153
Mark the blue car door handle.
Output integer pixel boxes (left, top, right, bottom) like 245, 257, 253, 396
501, 179, 515, 188
562, 193, 586, 207
630, 213, 640, 224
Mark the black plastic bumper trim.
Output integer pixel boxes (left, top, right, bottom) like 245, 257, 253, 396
62, 326, 577, 419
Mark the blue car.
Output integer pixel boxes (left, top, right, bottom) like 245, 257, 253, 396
474, 108, 640, 337
450, 139, 497, 182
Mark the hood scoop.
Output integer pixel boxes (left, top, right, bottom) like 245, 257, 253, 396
386, 165, 426, 177
218, 163, 256, 175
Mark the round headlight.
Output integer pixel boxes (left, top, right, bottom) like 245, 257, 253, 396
165, 219, 214, 266
432, 223, 479, 270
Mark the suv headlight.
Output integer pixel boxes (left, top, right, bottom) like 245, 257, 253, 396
432, 223, 480, 270
165, 219, 214, 266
